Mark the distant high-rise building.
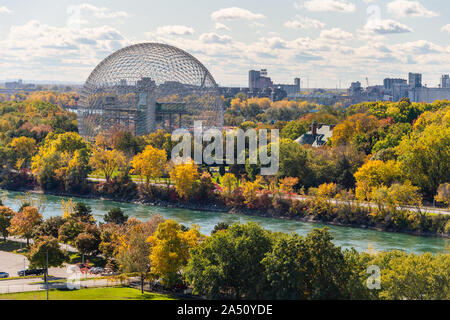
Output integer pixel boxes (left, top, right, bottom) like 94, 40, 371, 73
348, 81, 362, 96
248, 69, 273, 90
383, 78, 407, 92
441, 74, 450, 88
408, 73, 422, 88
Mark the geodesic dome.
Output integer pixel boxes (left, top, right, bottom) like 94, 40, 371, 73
78, 42, 223, 140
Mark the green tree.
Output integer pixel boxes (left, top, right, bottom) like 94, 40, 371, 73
278, 139, 314, 187
27, 236, 68, 271
184, 222, 273, 299
280, 121, 308, 140
396, 123, 450, 198
371, 251, 450, 300
36, 216, 65, 238
74, 224, 101, 256
104, 207, 128, 225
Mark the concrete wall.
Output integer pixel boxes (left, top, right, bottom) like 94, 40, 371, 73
408, 87, 450, 103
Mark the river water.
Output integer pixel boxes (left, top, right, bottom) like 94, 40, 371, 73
1, 190, 448, 254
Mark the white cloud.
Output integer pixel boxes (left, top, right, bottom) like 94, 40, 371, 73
441, 24, 450, 33
0, 20, 128, 80
199, 33, 232, 44
78, 3, 130, 19
387, 0, 438, 18
0, 6, 11, 13
156, 25, 194, 36
214, 23, 230, 31
211, 7, 265, 21
394, 40, 444, 55
320, 28, 354, 41
364, 19, 413, 34
301, 0, 356, 13
284, 16, 326, 29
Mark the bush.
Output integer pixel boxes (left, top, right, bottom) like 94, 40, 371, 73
96, 171, 137, 200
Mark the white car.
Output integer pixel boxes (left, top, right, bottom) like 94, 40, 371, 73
0, 272, 9, 278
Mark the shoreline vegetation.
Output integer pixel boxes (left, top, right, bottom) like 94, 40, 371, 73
3, 185, 449, 239
0, 98, 448, 300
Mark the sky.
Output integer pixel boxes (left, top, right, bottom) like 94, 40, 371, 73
0, 0, 449, 88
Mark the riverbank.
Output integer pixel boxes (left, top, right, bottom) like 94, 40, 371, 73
3, 186, 449, 240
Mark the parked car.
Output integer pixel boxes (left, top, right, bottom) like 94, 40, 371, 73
0, 272, 9, 278
89, 267, 104, 275
17, 268, 46, 276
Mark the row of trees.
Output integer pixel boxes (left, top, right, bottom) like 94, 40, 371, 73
2, 199, 448, 300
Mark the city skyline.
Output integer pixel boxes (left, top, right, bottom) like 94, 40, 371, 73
0, 0, 449, 88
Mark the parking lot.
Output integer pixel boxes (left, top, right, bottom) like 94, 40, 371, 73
0, 250, 103, 279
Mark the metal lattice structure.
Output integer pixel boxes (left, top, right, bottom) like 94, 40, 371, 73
78, 42, 223, 140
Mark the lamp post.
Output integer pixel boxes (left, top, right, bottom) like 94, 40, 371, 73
46, 250, 49, 301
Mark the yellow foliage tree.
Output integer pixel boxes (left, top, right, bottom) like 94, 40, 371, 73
222, 173, 238, 197
279, 177, 299, 194
354, 160, 402, 201
90, 148, 126, 183
317, 183, 339, 199
10, 137, 37, 164
169, 162, 199, 200
147, 219, 203, 287
131, 145, 167, 185
242, 178, 261, 207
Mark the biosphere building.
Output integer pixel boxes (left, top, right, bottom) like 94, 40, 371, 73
78, 43, 223, 140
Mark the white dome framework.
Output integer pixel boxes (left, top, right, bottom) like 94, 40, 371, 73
78, 43, 223, 140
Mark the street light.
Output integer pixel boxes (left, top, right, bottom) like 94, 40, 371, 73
46, 250, 49, 301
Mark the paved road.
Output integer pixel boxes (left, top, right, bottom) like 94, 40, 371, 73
0, 251, 27, 278
0, 250, 117, 294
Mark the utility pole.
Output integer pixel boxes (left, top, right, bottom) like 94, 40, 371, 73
46, 250, 49, 301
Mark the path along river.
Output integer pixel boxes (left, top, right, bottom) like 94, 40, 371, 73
1, 190, 448, 254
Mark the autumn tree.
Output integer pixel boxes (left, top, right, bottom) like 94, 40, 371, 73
435, 183, 450, 208
90, 148, 126, 183
354, 160, 403, 201
169, 162, 199, 200
9, 136, 37, 167
222, 173, 238, 197
131, 145, 167, 185
0, 206, 15, 241
8, 206, 43, 245
147, 219, 203, 287
279, 177, 299, 194
242, 178, 261, 208
116, 223, 152, 293
31, 132, 90, 191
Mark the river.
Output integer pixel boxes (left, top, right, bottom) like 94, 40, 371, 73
1, 190, 448, 254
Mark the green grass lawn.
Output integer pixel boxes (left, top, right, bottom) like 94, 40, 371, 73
0, 240, 29, 254
68, 252, 107, 268
0, 286, 176, 300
